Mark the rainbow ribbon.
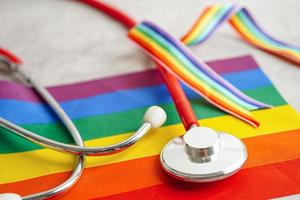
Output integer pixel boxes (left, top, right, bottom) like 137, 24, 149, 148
230, 8, 300, 64
181, 4, 235, 45
128, 4, 300, 127
182, 4, 300, 64
128, 21, 271, 127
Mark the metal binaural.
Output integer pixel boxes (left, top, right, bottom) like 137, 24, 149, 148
0, 118, 152, 156
0, 54, 86, 200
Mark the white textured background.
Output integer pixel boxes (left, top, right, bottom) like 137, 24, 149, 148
0, 0, 299, 111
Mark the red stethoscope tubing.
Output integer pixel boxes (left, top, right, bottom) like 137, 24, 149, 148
157, 66, 199, 129
0, 48, 22, 65
0, 0, 199, 130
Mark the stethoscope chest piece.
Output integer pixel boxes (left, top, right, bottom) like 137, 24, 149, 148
160, 127, 247, 182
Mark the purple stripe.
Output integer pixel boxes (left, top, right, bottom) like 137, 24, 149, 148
0, 55, 258, 102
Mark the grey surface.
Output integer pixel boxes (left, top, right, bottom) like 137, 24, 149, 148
0, 0, 299, 112
273, 194, 300, 200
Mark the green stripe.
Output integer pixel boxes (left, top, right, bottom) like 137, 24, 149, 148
0, 85, 286, 154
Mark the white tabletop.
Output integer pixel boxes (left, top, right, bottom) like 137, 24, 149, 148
0, 0, 299, 111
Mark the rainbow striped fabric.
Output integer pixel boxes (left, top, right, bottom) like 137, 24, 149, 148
230, 8, 300, 65
128, 21, 270, 127
181, 4, 235, 45
181, 4, 300, 64
0, 55, 299, 199
128, 4, 300, 128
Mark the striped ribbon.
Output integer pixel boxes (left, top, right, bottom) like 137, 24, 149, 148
128, 21, 270, 127
181, 4, 235, 45
128, 4, 300, 127
230, 8, 300, 65
182, 4, 300, 65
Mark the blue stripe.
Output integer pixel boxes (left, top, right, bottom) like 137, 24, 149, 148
0, 68, 272, 125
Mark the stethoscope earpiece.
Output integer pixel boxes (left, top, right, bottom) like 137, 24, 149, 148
160, 127, 247, 182
143, 106, 167, 128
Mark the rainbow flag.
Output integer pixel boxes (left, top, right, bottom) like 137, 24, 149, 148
0, 55, 300, 199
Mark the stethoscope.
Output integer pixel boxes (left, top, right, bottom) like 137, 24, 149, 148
0, 1, 247, 199
0, 48, 166, 200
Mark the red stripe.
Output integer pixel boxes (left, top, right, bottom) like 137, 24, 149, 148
98, 159, 300, 200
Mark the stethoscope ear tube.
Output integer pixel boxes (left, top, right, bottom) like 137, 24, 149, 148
0, 98, 166, 156
0, 53, 86, 199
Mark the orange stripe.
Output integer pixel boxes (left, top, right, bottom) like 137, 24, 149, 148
129, 32, 258, 126
0, 129, 299, 199
100, 159, 300, 200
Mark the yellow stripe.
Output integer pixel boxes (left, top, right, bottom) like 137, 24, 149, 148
231, 16, 300, 58
183, 5, 221, 44
131, 29, 252, 115
0, 105, 299, 184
